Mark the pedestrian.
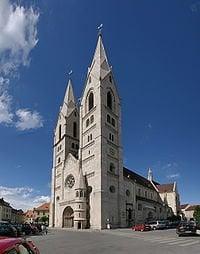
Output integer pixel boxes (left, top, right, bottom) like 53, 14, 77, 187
41, 224, 47, 234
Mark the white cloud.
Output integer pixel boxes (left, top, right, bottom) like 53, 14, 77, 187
167, 173, 180, 179
0, 0, 43, 131
147, 123, 152, 129
161, 162, 178, 171
0, 185, 50, 211
0, 0, 39, 75
15, 108, 43, 130
0, 77, 13, 123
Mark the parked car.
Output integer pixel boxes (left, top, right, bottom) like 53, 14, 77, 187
167, 221, 181, 229
196, 223, 200, 235
132, 224, 151, 232
0, 236, 40, 254
21, 224, 32, 235
11, 224, 23, 237
147, 220, 166, 230
176, 221, 196, 236
0, 224, 17, 237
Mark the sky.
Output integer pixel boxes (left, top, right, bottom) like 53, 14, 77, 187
0, 0, 200, 210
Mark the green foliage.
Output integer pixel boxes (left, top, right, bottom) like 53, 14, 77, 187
193, 206, 200, 223
39, 215, 49, 223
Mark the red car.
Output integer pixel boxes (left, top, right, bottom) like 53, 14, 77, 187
132, 224, 151, 232
0, 236, 40, 254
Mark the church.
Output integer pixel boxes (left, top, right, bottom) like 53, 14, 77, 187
49, 33, 180, 230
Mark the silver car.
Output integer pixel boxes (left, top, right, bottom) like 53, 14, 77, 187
148, 220, 166, 230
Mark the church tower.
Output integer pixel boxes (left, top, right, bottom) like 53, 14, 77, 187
79, 34, 125, 229
49, 79, 79, 227
73, 168, 87, 229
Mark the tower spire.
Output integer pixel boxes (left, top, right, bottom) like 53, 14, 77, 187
88, 31, 111, 82
147, 168, 153, 182
62, 79, 76, 117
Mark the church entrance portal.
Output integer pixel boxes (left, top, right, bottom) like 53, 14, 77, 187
63, 206, 74, 228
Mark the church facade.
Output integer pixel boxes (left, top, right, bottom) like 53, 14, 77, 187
49, 34, 180, 230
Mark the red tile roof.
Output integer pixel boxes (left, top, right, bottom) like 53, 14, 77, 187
34, 202, 50, 211
156, 183, 174, 193
24, 210, 34, 218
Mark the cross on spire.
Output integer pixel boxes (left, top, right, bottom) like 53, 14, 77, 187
97, 24, 103, 36
68, 70, 73, 76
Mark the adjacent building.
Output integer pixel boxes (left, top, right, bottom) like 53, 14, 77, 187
24, 203, 50, 224
33, 202, 50, 223
180, 204, 200, 220
49, 33, 180, 229
0, 198, 24, 223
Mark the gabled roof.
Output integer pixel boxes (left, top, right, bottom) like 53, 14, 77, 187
34, 202, 50, 211
123, 167, 156, 190
156, 183, 174, 193
185, 205, 200, 211
24, 210, 34, 218
180, 204, 189, 209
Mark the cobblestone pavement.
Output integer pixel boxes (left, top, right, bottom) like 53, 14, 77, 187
30, 228, 200, 254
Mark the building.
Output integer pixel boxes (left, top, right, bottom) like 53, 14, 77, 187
155, 182, 180, 216
24, 203, 50, 224
180, 204, 200, 220
0, 198, 24, 223
24, 210, 35, 223
0, 198, 12, 222
33, 203, 50, 223
49, 33, 180, 229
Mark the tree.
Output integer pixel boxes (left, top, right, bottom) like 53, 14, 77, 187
193, 206, 200, 223
39, 215, 49, 224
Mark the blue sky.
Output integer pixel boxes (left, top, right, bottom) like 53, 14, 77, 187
0, 0, 200, 210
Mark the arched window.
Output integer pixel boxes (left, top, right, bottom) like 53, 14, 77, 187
107, 91, 112, 110
80, 190, 83, 197
88, 92, 94, 111
59, 124, 61, 140
109, 163, 115, 173
76, 191, 79, 197
90, 115, 94, 124
107, 114, 111, 123
109, 186, 115, 193
86, 118, 89, 127
73, 122, 77, 138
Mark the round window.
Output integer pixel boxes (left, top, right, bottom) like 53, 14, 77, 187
56, 196, 60, 201
109, 186, 115, 193
65, 174, 75, 188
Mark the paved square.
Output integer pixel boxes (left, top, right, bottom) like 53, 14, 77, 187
31, 228, 200, 254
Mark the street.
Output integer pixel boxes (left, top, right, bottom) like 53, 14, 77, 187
31, 228, 200, 254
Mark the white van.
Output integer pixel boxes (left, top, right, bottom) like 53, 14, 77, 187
148, 220, 166, 230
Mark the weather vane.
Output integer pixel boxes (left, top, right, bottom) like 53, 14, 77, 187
68, 70, 73, 76
97, 24, 103, 35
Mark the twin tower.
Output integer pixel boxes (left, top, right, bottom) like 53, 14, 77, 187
49, 34, 126, 229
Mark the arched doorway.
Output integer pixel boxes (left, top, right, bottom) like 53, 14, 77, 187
63, 206, 74, 228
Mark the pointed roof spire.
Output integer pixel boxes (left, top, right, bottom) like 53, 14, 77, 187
61, 79, 76, 117
76, 168, 86, 190
64, 79, 75, 104
147, 168, 153, 182
89, 33, 111, 81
